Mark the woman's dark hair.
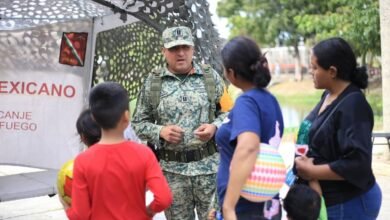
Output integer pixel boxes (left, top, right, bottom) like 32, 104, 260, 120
221, 36, 271, 88
313, 37, 368, 89
283, 184, 321, 220
76, 109, 101, 147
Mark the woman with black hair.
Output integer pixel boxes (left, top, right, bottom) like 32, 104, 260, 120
216, 36, 284, 220
295, 37, 382, 219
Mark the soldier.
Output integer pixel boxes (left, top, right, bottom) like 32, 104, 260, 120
132, 26, 226, 220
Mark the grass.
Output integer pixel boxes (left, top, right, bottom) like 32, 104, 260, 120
274, 92, 322, 108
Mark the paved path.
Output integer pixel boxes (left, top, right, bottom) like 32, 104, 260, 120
372, 147, 390, 220
0, 190, 166, 220
1, 145, 389, 220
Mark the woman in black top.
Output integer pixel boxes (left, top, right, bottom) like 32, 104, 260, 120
294, 37, 382, 219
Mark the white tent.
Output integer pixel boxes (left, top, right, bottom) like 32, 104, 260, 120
0, 0, 222, 202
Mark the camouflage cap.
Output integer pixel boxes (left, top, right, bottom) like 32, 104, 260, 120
162, 26, 194, 49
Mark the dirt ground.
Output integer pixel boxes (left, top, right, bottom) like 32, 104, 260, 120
269, 74, 319, 95
269, 73, 382, 95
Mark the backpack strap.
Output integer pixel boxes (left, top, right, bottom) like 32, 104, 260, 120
150, 65, 216, 123
150, 68, 162, 121
200, 64, 216, 122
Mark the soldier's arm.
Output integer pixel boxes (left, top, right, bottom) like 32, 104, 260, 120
132, 75, 163, 145
211, 69, 228, 128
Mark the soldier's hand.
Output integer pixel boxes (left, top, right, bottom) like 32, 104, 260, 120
194, 124, 217, 142
160, 125, 184, 144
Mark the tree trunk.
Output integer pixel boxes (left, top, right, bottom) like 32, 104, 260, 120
293, 44, 302, 81
362, 51, 366, 66
380, 0, 390, 132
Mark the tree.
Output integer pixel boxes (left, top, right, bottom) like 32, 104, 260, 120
217, 0, 380, 71
295, 0, 380, 66
217, 0, 329, 80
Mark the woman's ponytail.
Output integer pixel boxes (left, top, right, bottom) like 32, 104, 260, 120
352, 66, 368, 89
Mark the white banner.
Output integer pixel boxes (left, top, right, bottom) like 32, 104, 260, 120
0, 71, 86, 169
0, 20, 93, 169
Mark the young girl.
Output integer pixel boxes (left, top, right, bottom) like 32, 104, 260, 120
76, 109, 101, 147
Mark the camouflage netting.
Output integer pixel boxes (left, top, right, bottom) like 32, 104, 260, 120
92, 0, 223, 100
93, 22, 163, 99
0, 0, 223, 100
0, 0, 111, 29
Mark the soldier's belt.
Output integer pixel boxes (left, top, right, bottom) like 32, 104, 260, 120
159, 143, 218, 163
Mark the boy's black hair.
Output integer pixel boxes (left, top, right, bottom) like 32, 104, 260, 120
89, 82, 129, 129
283, 184, 321, 220
76, 109, 101, 146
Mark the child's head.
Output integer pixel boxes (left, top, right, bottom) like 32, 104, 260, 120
89, 82, 129, 130
283, 184, 321, 220
76, 109, 101, 147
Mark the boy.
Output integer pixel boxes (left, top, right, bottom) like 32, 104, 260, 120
283, 184, 321, 220
63, 82, 172, 220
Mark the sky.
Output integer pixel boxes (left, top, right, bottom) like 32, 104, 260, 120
208, 0, 230, 38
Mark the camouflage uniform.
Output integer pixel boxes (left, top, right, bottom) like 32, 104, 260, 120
132, 62, 226, 219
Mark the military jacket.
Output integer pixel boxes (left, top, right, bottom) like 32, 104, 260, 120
132, 63, 226, 176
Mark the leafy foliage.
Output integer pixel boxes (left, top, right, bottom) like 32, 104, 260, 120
217, 0, 380, 64
294, 0, 380, 64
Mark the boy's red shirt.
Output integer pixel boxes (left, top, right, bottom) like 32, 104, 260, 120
66, 141, 172, 220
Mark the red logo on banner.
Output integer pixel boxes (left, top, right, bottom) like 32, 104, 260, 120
59, 32, 88, 67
